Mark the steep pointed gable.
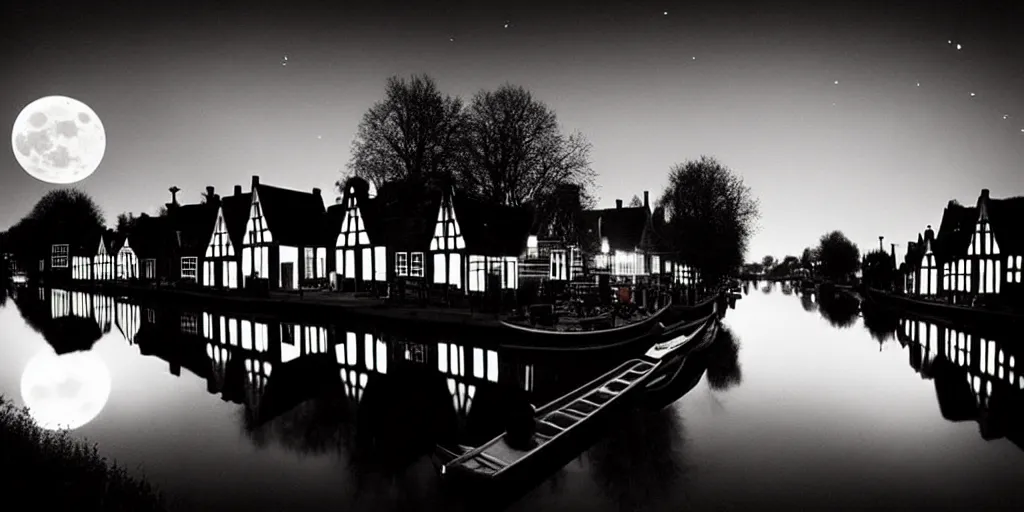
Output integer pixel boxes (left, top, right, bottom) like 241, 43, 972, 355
243, 187, 273, 245
430, 190, 466, 251
336, 181, 372, 247
967, 196, 1000, 257
205, 206, 236, 259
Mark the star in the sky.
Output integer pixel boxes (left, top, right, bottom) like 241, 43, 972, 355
956, 43, 962, 51
663, 11, 668, 16
916, 82, 921, 87
692, 56, 696, 61
834, 80, 839, 85
970, 92, 976, 97
504, 21, 510, 28
449, 37, 455, 42
1004, 114, 1010, 120
282, 55, 288, 66
317, 135, 322, 140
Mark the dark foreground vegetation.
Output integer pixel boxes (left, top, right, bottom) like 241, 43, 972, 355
0, 395, 170, 511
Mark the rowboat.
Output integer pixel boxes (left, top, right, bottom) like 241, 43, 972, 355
433, 309, 717, 494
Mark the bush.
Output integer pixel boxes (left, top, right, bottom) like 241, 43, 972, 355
0, 395, 170, 511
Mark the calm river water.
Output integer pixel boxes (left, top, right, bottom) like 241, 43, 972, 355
1, 282, 1022, 511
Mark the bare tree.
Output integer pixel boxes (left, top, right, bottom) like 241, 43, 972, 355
341, 74, 465, 193
628, 195, 644, 207
658, 156, 760, 287
462, 84, 594, 207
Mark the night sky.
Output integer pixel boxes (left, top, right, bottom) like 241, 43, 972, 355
3, 0, 1023, 261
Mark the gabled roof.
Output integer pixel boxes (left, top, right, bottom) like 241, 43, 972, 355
581, 206, 650, 252
330, 177, 388, 247
934, 201, 977, 262
95, 230, 117, 256
171, 203, 220, 256
221, 192, 253, 250
986, 195, 1024, 255
452, 192, 533, 256
253, 184, 327, 247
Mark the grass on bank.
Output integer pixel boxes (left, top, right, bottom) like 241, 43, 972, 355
0, 394, 170, 511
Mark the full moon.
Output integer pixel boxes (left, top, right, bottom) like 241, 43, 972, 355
20, 348, 112, 431
11, 95, 106, 184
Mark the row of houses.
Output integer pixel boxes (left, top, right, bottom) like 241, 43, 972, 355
35, 176, 700, 296
902, 188, 1024, 304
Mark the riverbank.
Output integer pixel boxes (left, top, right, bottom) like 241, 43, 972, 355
0, 395, 171, 510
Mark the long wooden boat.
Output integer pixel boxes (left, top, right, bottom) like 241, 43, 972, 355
499, 299, 672, 344
433, 310, 717, 494
862, 287, 1024, 329
497, 292, 721, 350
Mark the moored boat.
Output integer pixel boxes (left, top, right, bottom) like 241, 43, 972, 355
432, 310, 718, 495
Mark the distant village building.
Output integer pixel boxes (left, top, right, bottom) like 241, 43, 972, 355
905, 189, 1023, 304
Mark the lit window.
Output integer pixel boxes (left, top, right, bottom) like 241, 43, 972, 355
51, 244, 69, 268
411, 252, 424, 278
396, 252, 409, 276
181, 257, 198, 281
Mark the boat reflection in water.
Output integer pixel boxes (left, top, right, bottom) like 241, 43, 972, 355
10, 286, 722, 510
861, 303, 1024, 452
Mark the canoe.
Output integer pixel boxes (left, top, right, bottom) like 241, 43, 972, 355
434, 311, 717, 492
862, 287, 1024, 329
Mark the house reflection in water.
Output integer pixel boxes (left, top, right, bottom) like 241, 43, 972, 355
20, 287, 613, 468
897, 315, 1023, 449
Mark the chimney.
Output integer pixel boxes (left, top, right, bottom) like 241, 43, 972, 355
981, 188, 990, 199
168, 186, 180, 209
616, 199, 623, 209
234, 185, 242, 196
643, 191, 649, 210
252, 175, 260, 187
312, 187, 321, 197
206, 186, 215, 199
924, 225, 935, 243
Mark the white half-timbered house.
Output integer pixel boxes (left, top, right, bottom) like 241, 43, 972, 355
240, 176, 329, 290
329, 177, 388, 292
933, 189, 1024, 303
204, 185, 251, 289
427, 188, 532, 295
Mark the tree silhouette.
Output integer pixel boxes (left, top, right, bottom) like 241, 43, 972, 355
5, 189, 105, 262
115, 212, 139, 235
816, 230, 860, 282
658, 156, 760, 287
462, 84, 594, 207
862, 249, 896, 291
342, 74, 466, 193
761, 255, 776, 269
628, 195, 644, 207
530, 182, 598, 252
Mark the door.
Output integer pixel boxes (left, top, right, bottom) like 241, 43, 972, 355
281, 262, 294, 290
